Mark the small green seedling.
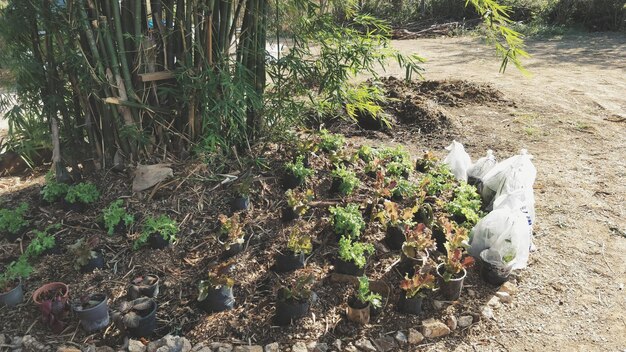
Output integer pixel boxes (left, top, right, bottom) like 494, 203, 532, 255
103, 200, 134, 235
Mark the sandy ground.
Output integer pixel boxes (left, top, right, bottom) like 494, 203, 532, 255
382, 33, 626, 351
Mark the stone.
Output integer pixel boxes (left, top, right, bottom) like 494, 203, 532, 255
371, 337, 396, 352
132, 164, 173, 192
446, 316, 458, 331
13, 336, 24, 348
499, 282, 518, 295
354, 338, 376, 352
264, 343, 279, 352
332, 339, 342, 351
191, 343, 211, 352
407, 329, 424, 344
496, 291, 512, 304
290, 342, 307, 352
458, 315, 473, 328
0, 334, 6, 345
343, 344, 358, 352
233, 347, 263, 352
308, 342, 328, 352
487, 296, 501, 309
128, 340, 146, 352
22, 336, 49, 352
95, 347, 115, 352
209, 343, 233, 352
421, 318, 451, 338
57, 348, 80, 352
482, 306, 494, 320
432, 300, 444, 309
394, 331, 407, 345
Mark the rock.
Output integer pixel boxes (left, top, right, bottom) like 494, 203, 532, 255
499, 282, 518, 295
291, 342, 307, 352
487, 296, 501, 309
407, 329, 424, 344
343, 344, 358, 352
209, 343, 233, 352
233, 347, 263, 352
482, 306, 494, 320
264, 343, 279, 352
128, 340, 146, 352
22, 336, 49, 352
332, 339, 342, 351
458, 315, 473, 328
307, 342, 328, 352
496, 291, 512, 304
132, 164, 173, 192
432, 300, 444, 309
467, 289, 477, 297
371, 336, 397, 352
354, 338, 376, 352
394, 331, 407, 345
421, 318, 451, 338
446, 316, 458, 331
191, 343, 211, 352
56, 348, 80, 352
0, 334, 6, 345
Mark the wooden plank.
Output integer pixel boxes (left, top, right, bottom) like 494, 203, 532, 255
138, 71, 175, 82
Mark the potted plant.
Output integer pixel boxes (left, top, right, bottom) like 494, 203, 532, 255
68, 237, 104, 273
329, 204, 365, 241
25, 224, 60, 257
217, 213, 246, 258
32, 282, 70, 333
330, 166, 360, 196
0, 258, 32, 307
444, 183, 484, 228
347, 276, 382, 325
231, 177, 252, 211
335, 236, 374, 276
134, 215, 178, 250
376, 201, 415, 250
112, 297, 157, 338
318, 129, 345, 153
391, 179, 418, 201
0, 202, 30, 242
40, 171, 69, 204
364, 157, 383, 178
284, 155, 313, 189
398, 272, 436, 315
414, 203, 434, 228
356, 145, 378, 163
197, 262, 235, 313
103, 199, 134, 235
128, 274, 160, 299
274, 274, 314, 325
415, 151, 438, 173
72, 293, 109, 333
479, 248, 515, 286
273, 227, 312, 273
400, 223, 436, 276
420, 164, 455, 197
283, 189, 314, 222
436, 225, 474, 300
63, 182, 100, 212
379, 146, 412, 178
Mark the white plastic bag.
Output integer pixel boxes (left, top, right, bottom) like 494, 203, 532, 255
443, 140, 472, 182
481, 149, 536, 211
469, 192, 532, 270
467, 150, 496, 183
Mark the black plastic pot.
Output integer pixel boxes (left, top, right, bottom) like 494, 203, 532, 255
397, 294, 424, 315
432, 227, 447, 254
198, 286, 235, 313
231, 197, 250, 212
148, 233, 170, 249
399, 250, 428, 277
480, 261, 511, 286
467, 176, 481, 186
334, 257, 366, 276
356, 111, 385, 131
385, 225, 405, 250
282, 207, 299, 222
128, 274, 160, 299
81, 251, 105, 273
436, 264, 466, 301
127, 299, 157, 338
273, 251, 305, 273
41, 243, 63, 256
451, 213, 467, 225
4, 229, 25, 242
330, 177, 342, 194
221, 242, 244, 259
274, 298, 310, 326
347, 298, 370, 324
73, 294, 109, 333
0, 280, 24, 307
283, 173, 304, 190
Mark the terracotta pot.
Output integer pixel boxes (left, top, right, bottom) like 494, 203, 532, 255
33, 282, 69, 306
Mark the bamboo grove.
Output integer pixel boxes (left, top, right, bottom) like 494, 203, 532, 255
1, 0, 269, 171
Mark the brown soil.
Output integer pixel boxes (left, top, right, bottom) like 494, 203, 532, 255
1, 33, 625, 351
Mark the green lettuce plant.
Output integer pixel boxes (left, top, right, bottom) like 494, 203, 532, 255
25, 224, 60, 258
0, 258, 32, 292
329, 204, 365, 240
338, 236, 374, 269
356, 275, 381, 308
0, 202, 29, 235
41, 172, 69, 203
444, 183, 484, 227
318, 129, 345, 152
285, 155, 313, 180
331, 166, 360, 195
134, 215, 178, 250
103, 200, 134, 235
65, 182, 100, 204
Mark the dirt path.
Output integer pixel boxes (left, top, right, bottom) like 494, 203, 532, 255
380, 34, 626, 351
